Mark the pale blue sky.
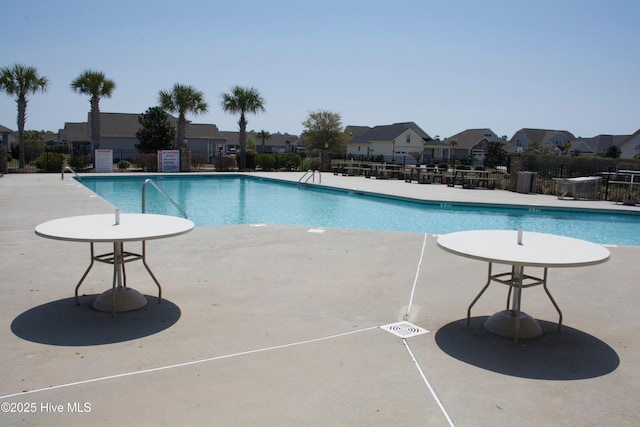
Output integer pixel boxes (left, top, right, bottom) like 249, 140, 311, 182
2, 0, 638, 139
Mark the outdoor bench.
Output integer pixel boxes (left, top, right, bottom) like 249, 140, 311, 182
463, 176, 496, 189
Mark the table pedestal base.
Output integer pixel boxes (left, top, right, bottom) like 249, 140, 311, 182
484, 310, 542, 339
93, 287, 148, 313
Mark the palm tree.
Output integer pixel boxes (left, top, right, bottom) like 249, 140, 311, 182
158, 83, 208, 148
0, 64, 49, 168
220, 86, 266, 169
256, 130, 271, 153
70, 70, 116, 151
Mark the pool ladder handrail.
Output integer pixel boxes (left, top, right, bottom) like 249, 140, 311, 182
61, 166, 81, 181
142, 178, 188, 218
298, 170, 321, 187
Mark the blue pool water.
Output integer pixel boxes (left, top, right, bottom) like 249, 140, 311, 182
79, 175, 640, 246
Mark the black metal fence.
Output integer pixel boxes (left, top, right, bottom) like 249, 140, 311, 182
5, 147, 640, 204
521, 155, 640, 202
4, 148, 218, 173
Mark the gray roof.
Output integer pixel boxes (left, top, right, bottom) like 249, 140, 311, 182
571, 134, 631, 154
348, 122, 432, 144
0, 124, 14, 134
185, 123, 223, 140
513, 128, 576, 144
442, 128, 502, 150
221, 131, 299, 147
59, 122, 90, 143
61, 112, 222, 141
99, 113, 142, 137
346, 126, 371, 140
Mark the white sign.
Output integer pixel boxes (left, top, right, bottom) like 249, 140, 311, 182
157, 150, 180, 172
95, 149, 113, 173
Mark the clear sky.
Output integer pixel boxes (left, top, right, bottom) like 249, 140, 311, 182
2, 0, 638, 139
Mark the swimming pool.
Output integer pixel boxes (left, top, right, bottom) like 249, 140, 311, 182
79, 175, 640, 246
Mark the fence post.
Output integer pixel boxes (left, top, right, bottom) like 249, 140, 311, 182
0, 144, 7, 174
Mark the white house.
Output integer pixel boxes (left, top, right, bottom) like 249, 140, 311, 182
346, 122, 436, 163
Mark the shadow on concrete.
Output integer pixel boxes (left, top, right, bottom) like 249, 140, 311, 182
435, 316, 619, 380
11, 295, 180, 346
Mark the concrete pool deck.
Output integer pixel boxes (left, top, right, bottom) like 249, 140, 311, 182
1, 172, 639, 426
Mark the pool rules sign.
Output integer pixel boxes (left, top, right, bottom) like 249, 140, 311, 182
95, 149, 113, 173
157, 150, 180, 172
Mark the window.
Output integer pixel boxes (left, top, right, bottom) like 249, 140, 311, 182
406, 134, 411, 143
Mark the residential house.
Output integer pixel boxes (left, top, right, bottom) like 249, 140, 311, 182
509, 128, 576, 153
346, 122, 435, 164
58, 122, 90, 155
220, 131, 300, 154
59, 113, 225, 161
442, 128, 504, 164
0, 124, 13, 152
567, 134, 631, 157
618, 129, 640, 159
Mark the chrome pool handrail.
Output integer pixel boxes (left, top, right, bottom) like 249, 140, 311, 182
142, 178, 188, 218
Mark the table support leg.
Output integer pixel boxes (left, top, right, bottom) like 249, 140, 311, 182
541, 268, 562, 331
112, 242, 125, 316
467, 263, 493, 326
505, 265, 515, 310
477, 264, 545, 342
512, 265, 524, 343
75, 242, 96, 305
92, 242, 149, 314
141, 240, 162, 303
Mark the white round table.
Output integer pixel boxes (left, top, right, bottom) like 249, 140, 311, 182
36, 213, 194, 313
437, 230, 610, 341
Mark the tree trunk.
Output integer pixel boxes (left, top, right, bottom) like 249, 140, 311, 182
90, 97, 101, 150
238, 114, 247, 170
177, 115, 186, 148
17, 97, 26, 169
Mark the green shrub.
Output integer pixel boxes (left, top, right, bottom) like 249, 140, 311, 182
35, 152, 64, 172
244, 150, 257, 170
302, 157, 321, 171
11, 140, 46, 164
277, 153, 302, 170
257, 153, 276, 170
215, 156, 237, 171
191, 154, 207, 168
118, 160, 131, 170
132, 153, 158, 171
68, 155, 91, 170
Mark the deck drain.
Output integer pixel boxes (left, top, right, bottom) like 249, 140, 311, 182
380, 321, 429, 338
